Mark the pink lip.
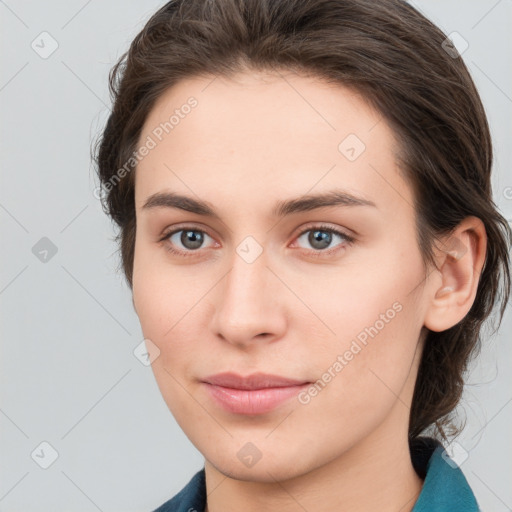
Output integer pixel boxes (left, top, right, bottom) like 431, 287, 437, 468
202, 372, 310, 415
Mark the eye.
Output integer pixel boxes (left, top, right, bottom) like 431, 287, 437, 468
159, 223, 355, 259
160, 227, 216, 258
293, 224, 355, 257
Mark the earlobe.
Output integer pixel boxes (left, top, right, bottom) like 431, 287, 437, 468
423, 217, 487, 333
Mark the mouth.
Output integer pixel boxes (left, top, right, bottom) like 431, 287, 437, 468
201, 372, 311, 415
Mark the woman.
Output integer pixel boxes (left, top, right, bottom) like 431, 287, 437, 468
93, 0, 511, 510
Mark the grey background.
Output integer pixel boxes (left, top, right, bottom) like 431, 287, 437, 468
1, 1, 511, 510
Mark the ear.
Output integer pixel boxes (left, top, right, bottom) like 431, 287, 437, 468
423, 216, 487, 333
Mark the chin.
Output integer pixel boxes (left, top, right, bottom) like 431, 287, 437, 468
211, 458, 305, 483
204, 441, 319, 484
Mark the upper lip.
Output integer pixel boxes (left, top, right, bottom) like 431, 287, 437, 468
202, 372, 310, 390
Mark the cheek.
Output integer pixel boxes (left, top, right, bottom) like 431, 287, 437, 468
133, 237, 183, 329
132, 257, 203, 424
133, 278, 193, 371
133, 243, 184, 363
290, 304, 422, 458
132, 240, 214, 387
299, 245, 424, 410
298, 245, 420, 354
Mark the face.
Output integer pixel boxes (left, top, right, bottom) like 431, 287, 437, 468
132, 70, 431, 481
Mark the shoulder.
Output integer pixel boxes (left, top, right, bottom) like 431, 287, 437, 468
151, 468, 206, 512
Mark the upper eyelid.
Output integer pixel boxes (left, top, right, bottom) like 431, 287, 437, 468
161, 223, 353, 247
296, 223, 352, 236
160, 222, 213, 239
161, 222, 349, 237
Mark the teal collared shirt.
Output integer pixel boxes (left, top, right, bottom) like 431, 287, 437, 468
153, 437, 479, 511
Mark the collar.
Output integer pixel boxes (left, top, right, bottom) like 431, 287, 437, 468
410, 437, 479, 511
153, 436, 479, 511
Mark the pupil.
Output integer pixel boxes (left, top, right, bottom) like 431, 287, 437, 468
182, 230, 203, 249
310, 230, 331, 249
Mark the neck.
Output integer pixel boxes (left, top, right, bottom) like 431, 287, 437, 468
204, 405, 424, 512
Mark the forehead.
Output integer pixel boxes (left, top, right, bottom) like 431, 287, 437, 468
134, 71, 413, 220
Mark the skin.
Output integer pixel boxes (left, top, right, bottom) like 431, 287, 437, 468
131, 70, 487, 512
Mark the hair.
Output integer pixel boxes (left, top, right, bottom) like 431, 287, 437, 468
93, 0, 511, 442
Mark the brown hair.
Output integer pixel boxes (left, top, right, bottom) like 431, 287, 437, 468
93, 0, 511, 441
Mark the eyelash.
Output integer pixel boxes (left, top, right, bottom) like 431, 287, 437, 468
159, 224, 356, 259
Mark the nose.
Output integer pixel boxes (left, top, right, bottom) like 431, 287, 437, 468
210, 246, 287, 349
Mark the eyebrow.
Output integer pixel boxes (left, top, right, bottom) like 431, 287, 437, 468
141, 189, 377, 219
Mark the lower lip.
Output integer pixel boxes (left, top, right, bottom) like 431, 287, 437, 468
203, 382, 310, 415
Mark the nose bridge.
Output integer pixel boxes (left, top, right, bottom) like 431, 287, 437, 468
212, 241, 281, 344
223, 244, 269, 318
